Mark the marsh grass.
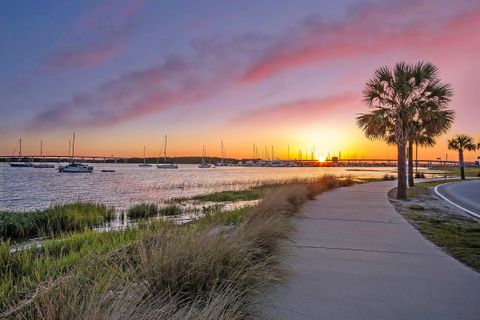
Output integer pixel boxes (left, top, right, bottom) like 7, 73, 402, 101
127, 203, 159, 219
188, 176, 354, 203
1, 175, 353, 319
0, 203, 114, 241
127, 204, 182, 219
159, 204, 182, 216
192, 187, 267, 202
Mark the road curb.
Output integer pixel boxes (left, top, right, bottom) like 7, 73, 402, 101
434, 182, 480, 219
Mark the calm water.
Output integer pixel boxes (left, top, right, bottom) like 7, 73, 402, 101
1, 163, 401, 212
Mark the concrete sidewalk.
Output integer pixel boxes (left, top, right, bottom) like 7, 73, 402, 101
260, 181, 480, 320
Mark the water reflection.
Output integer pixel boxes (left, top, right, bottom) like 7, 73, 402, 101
0, 163, 402, 212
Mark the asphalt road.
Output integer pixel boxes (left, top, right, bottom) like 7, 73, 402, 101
436, 180, 480, 217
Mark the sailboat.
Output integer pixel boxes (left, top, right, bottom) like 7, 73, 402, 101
33, 140, 55, 168
215, 140, 227, 167
198, 146, 212, 168
58, 133, 93, 173
9, 139, 33, 167
157, 135, 178, 169
138, 146, 152, 167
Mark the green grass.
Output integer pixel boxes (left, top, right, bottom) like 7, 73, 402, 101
127, 203, 159, 219
0, 203, 114, 241
192, 187, 268, 202
0, 206, 250, 314
127, 203, 182, 219
427, 166, 480, 178
0, 228, 142, 312
191, 176, 356, 203
405, 213, 480, 272
159, 204, 182, 216
0, 175, 353, 319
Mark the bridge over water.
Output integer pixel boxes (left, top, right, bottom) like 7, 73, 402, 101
0, 155, 465, 167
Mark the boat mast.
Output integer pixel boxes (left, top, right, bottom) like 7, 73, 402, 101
72, 133, 75, 163
164, 135, 167, 162
40, 140, 43, 162
143, 146, 146, 164
19, 138, 22, 162
221, 140, 224, 164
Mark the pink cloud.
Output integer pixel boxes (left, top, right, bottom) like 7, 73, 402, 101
46, 41, 124, 68
227, 93, 359, 128
241, 1, 480, 83
46, 0, 145, 69
28, 56, 238, 131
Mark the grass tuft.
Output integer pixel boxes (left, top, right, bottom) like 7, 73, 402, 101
127, 203, 159, 219
127, 203, 182, 219
0, 203, 114, 241
159, 204, 182, 216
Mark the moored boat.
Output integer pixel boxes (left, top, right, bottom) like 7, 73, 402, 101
157, 135, 178, 169
198, 146, 212, 168
59, 162, 93, 173
9, 138, 32, 167
58, 133, 93, 173
33, 140, 55, 168
139, 146, 152, 167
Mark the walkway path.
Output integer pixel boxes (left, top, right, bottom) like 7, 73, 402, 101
260, 181, 480, 320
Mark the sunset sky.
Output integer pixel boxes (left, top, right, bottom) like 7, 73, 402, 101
1, 0, 479, 160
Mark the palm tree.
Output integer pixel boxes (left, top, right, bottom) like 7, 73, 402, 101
447, 134, 477, 179
406, 106, 454, 186
357, 62, 453, 199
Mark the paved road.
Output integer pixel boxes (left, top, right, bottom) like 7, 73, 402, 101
260, 181, 480, 320
436, 180, 480, 217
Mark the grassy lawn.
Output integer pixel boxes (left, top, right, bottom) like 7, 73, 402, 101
390, 180, 480, 272
404, 212, 480, 272
426, 166, 480, 178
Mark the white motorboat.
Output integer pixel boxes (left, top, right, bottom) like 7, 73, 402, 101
59, 162, 93, 173
9, 139, 33, 167
33, 140, 55, 168
59, 133, 93, 173
198, 146, 212, 168
139, 146, 152, 167
157, 135, 178, 169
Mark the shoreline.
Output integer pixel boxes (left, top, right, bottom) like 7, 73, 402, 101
0, 176, 353, 318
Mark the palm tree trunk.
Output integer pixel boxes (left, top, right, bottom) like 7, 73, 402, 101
408, 140, 414, 187
397, 141, 408, 199
459, 149, 465, 180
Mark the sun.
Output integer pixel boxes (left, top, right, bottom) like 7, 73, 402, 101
318, 155, 327, 162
